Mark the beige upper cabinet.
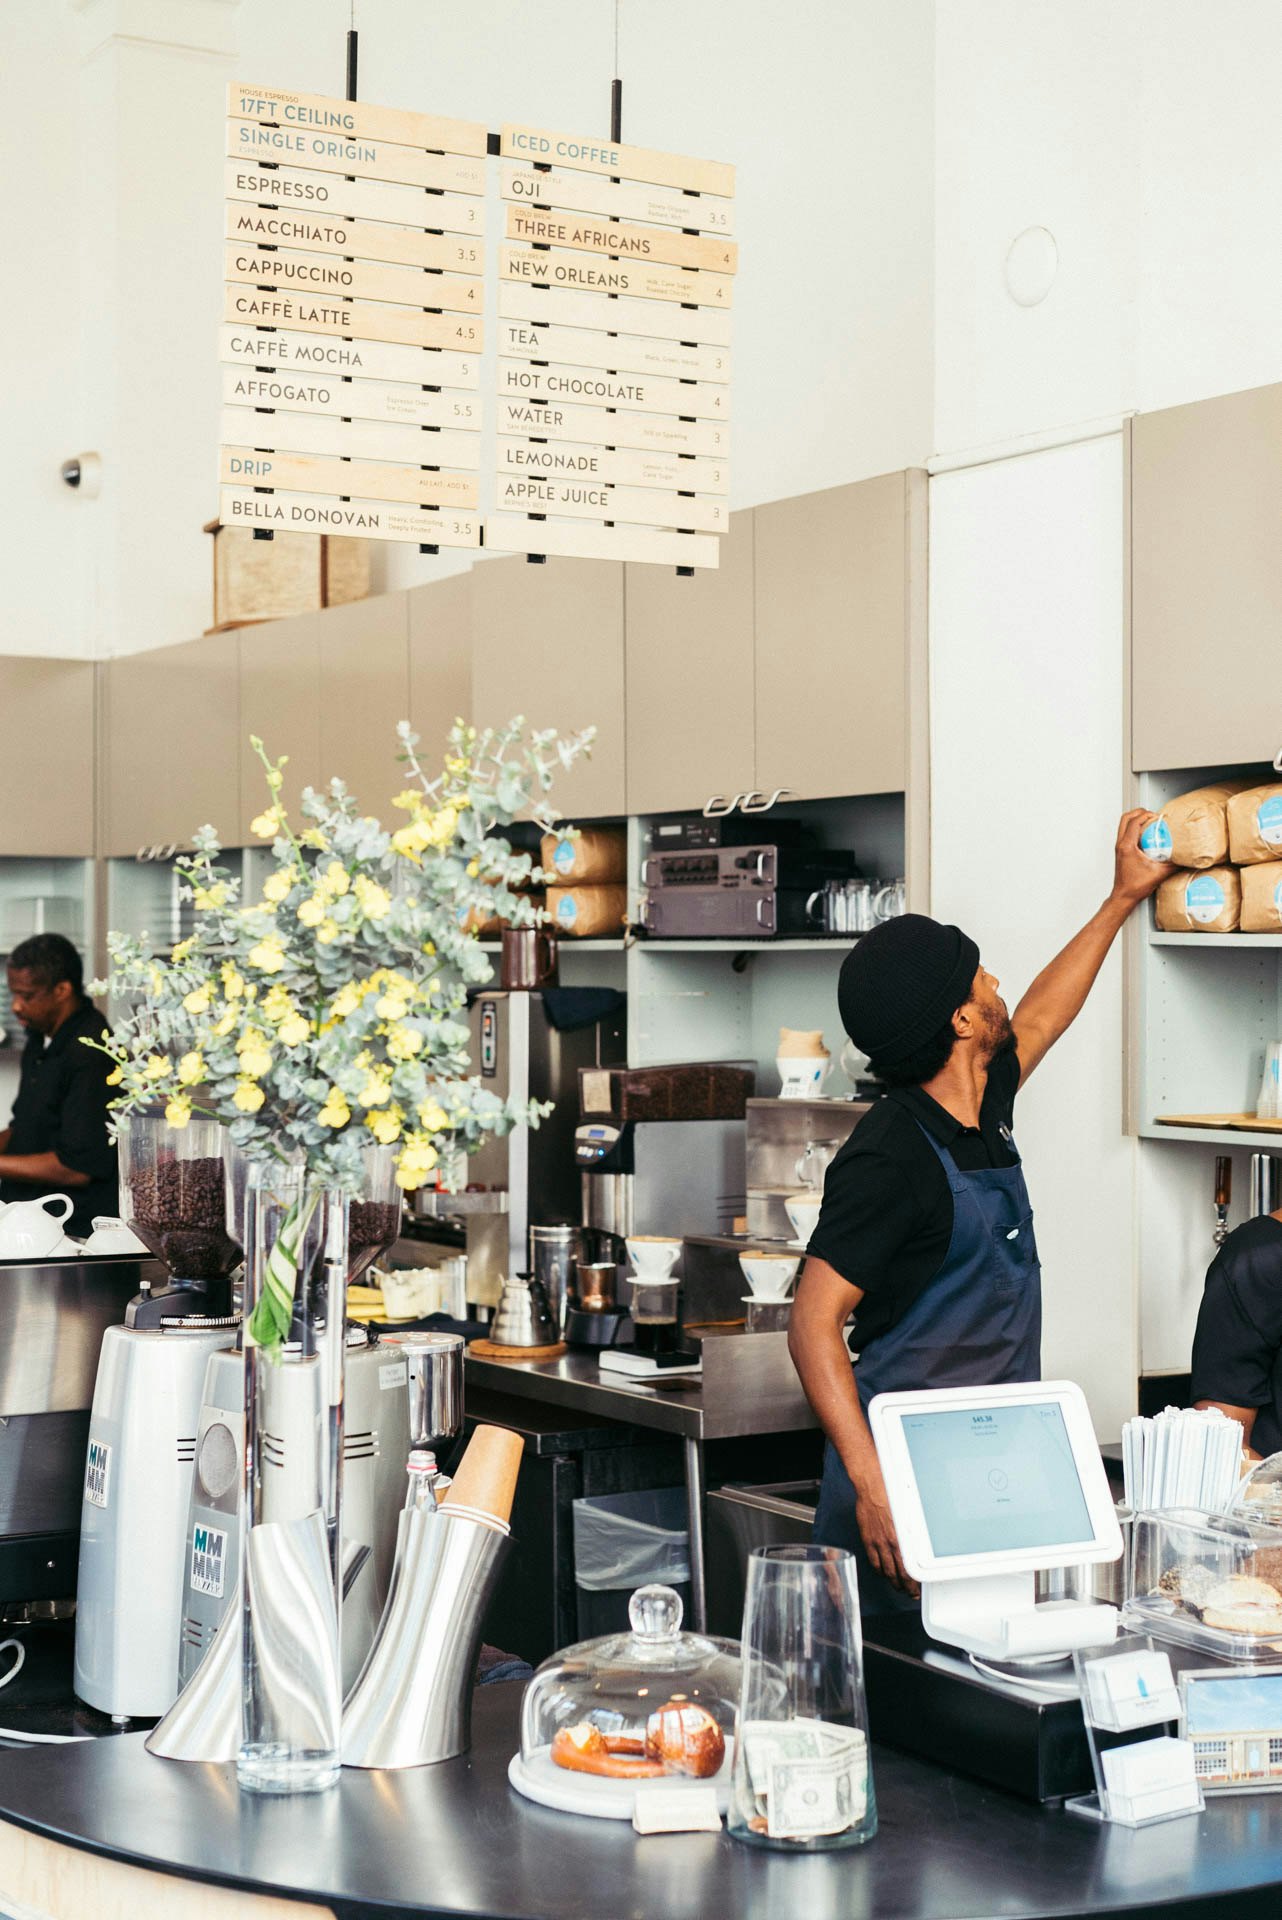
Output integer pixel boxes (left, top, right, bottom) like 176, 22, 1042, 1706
0, 659, 95, 856
317, 593, 411, 820
754, 472, 913, 802
408, 573, 473, 770
238, 612, 323, 842
471, 555, 625, 821
1132, 384, 1282, 771
102, 634, 240, 856
624, 512, 755, 816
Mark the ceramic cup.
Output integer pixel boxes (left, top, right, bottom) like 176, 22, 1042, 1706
80, 1215, 148, 1256
0, 1193, 74, 1261
784, 1195, 823, 1246
738, 1252, 801, 1299
625, 1236, 682, 1280
777, 1054, 832, 1100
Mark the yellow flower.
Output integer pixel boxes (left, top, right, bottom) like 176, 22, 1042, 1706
261, 870, 293, 905
358, 1073, 393, 1108
251, 808, 282, 839
192, 883, 228, 911
233, 1079, 266, 1113
177, 1051, 204, 1087
399, 1135, 439, 1174
212, 1008, 237, 1039
265, 765, 284, 792
247, 936, 286, 974
395, 1161, 428, 1192
317, 919, 340, 944
183, 985, 212, 1015
239, 1043, 273, 1079
144, 1055, 171, 1081
296, 895, 325, 928
353, 876, 391, 920
329, 984, 361, 1021
171, 937, 195, 963
221, 963, 245, 1000
165, 1094, 192, 1128
466, 859, 479, 878
300, 828, 327, 851
390, 827, 422, 862
367, 1106, 404, 1146
417, 1102, 448, 1134
106, 1065, 124, 1087
375, 991, 411, 1022
319, 862, 349, 898
427, 806, 458, 848
318, 1088, 350, 1129
261, 983, 294, 1023
386, 1024, 423, 1062
392, 789, 422, 812
279, 1013, 310, 1048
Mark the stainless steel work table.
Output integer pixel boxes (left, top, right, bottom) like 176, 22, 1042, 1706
465, 1330, 818, 1633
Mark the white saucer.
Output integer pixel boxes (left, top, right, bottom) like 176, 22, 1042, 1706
508, 1743, 734, 1821
740, 1293, 791, 1304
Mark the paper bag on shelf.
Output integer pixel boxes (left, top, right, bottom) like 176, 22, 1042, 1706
541, 827, 627, 886
1240, 861, 1282, 932
548, 885, 627, 939
1141, 781, 1253, 869
1155, 866, 1242, 933
1228, 785, 1282, 866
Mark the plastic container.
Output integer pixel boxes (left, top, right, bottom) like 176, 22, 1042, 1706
1124, 1507, 1282, 1661
512, 1583, 741, 1820
573, 1487, 690, 1636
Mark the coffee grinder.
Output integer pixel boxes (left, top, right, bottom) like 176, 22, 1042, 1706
75, 1116, 242, 1721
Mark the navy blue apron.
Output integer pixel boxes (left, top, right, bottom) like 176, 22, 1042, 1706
812, 1117, 1042, 1612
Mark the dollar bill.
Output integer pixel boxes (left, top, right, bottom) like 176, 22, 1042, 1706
741, 1720, 827, 1797
766, 1754, 861, 1839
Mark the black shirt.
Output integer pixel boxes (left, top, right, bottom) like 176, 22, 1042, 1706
3, 1002, 118, 1238
1190, 1216, 1282, 1458
805, 1044, 1022, 1350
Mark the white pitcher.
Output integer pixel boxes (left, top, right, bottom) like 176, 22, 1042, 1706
0, 1193, 74, 1260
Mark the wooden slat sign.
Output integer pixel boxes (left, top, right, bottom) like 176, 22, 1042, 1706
221, 487, 482, 548
221, 81, 485, 555
499, 125, 734, 198
501, 164, 734, 236
498, 317, 729, 385
496, 436, 727, 495
497, 359, 728, 423
499, 244, 732, 310
498, 279, 733, 347
497, 396, 726, 459
487, 511, 719, 569
224, 200, 483, 274
224, 161, 484, 240
504, 205, 736, 274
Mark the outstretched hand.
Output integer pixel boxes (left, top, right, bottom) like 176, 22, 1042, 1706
1111, 808, 1175, 907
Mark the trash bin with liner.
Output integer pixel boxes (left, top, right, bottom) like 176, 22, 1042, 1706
572, 1487, 691, 1637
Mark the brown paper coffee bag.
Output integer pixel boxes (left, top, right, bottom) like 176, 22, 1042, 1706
1155, 866, 1241, 932
1240, 862, 1282, 932
541, 826, 626, 886
547, 885, 627, 939
1140, 781, 1253, 869
1227, 785, 1282, 865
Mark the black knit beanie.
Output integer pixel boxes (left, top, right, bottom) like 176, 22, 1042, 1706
837, 914, 980, 1073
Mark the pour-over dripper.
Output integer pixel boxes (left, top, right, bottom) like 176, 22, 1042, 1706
118, 1113, 240, 1318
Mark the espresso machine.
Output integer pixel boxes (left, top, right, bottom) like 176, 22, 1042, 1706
421, 991, 626, 1310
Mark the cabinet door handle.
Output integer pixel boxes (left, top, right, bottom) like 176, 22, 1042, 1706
1274, 746, 1282, 773
640, 857, 652, 887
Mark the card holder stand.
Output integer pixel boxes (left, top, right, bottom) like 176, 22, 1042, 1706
1065, 1634, 1204, 1828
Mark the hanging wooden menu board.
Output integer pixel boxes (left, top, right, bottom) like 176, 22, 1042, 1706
489, 124, 735, 569
219, 82, 487, 548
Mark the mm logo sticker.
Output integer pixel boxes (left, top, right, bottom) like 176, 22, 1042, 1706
190, 1524, 228, 1599
85, 1439, 111, 1509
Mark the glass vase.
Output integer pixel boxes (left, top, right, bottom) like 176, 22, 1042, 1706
728, 1544, 878, 1850
237, 1165, 346, 1795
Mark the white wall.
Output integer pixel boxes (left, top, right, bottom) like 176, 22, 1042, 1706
928, 435, 1134, 1437
0, 0, 935, 657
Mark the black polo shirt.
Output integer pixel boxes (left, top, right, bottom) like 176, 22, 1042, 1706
805, 1044, 1022, 1350
1190, 1216, 1282, 1458
3, 1002, 118, 1238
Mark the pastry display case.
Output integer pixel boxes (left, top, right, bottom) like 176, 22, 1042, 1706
510, 1584, 742, 1820
1124, 1507, 1282, 1661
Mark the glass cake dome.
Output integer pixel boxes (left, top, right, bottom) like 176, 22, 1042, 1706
511, 1585, 742, 1819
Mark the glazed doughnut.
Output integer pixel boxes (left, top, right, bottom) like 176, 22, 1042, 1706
644, 1696, 725, 1779
550, 1723, 666, 1778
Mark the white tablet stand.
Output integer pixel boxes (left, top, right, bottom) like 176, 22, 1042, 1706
921, 1573, 1117, 1663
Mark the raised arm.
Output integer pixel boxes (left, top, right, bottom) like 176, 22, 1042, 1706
1011, 809, 1173, 1085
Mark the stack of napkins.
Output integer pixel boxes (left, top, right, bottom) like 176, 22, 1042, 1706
1121, 1405, 1245, 1512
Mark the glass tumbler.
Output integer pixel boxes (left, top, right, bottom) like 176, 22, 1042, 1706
729, 1545, 877, 1851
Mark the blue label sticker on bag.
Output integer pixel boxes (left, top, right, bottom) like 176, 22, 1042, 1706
1257, 795, 1282, 847
1186, 875, 1226, 925
556, 894, 578, 926
553, 835, 577, 874
1141, 816, 1173, 859
1275, 878, 1282, 914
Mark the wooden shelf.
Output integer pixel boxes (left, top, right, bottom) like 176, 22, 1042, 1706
1148, 1114, 1282, 1149
635, 938, 851, 954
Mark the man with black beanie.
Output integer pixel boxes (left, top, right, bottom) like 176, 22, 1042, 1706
789, 810, 1170, 1611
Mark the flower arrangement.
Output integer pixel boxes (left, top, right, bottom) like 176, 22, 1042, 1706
93, 717, 591, 1349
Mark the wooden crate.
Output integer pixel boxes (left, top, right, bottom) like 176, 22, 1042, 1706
203, 520, 370, 631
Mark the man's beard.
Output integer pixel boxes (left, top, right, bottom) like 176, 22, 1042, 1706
982, 1007, 1016, 1065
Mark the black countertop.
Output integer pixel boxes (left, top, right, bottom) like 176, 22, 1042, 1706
1, 1682, 1281, 1920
